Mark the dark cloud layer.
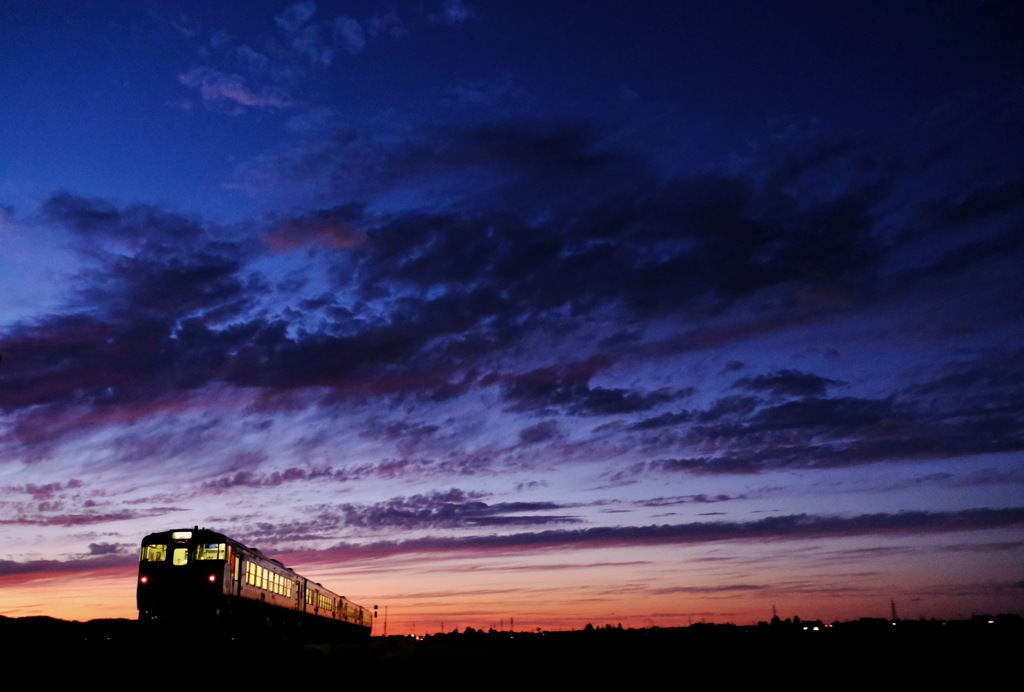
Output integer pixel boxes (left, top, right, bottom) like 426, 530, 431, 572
215, 488, 581, 540
732, 369, 843, 398
497, 358, 680, 416
250, 506, 1024, 561
6, 506, 1017, 579
332, 490, 579, 530
4, 110, 1024, 479
0, 554, 134, 577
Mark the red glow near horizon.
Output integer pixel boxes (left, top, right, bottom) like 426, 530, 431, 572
3, 531, 1021, 634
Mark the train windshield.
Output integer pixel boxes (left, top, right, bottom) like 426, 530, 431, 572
140, 541, 226, 564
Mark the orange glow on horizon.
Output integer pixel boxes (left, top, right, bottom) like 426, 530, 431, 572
0, 566, 137, 622
3, 536, 1020, 633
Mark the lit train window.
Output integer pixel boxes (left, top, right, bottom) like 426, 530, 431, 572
172, 548, 189, 566
195, 543, 225, 560
140, 544, 167, 562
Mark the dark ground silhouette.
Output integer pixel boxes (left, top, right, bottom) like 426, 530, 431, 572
1, 614, 1018, 682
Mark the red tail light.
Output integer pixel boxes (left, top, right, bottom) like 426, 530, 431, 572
208, 574, 217, 582
139, 575, 148, 584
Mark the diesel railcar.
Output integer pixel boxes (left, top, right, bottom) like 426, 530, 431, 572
137, 528, 372, 639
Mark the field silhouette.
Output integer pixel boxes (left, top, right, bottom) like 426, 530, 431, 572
1, 614, 1018, 682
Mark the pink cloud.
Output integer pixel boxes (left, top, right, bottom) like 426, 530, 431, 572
261, 217, 366, 252
178, 68, 292, 111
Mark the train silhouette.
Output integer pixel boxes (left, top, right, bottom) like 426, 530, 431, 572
137, 528, 372, 639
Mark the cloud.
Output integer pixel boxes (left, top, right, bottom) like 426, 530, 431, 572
87, 542, 125, 556
3, 507, 1021, 579
233, 44, 272, 76
732, 369, 844, 398
638, 494, 737, 507
199, 455, 477, 494
631, 411, 693, 430
1, 194, 257, 417
275, 1, 317, 34
634, 358, 1024, 474
748, 396, 895, 431
178, 67, 293, 111
275, 1, 333, 66
430, 0, 472, 25
202, 466, 354, 491
519, 420, 561, 445
499, 359, 681, 416
248, 120, 887, 329
0, 509, 153, 527
218, 490, 581, 544
365, 11, 406, 39
335, 490, 580, 530
7, 115, 1023, 493
4, 479, 84, 501
261, 204, 367, 252
0, 555, 134, 577
333, 16, 366, 55
913, 178, 1024, 231
446, 74, 526, 107
299, 507, 1024, 561
651, 583, 764, 595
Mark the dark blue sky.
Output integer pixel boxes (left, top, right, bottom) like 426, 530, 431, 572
1, 1, 1022, 630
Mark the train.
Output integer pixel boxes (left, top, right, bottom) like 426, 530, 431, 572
137, 527, 373, 639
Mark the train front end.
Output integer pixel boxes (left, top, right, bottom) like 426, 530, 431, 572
137, 528, 232, 624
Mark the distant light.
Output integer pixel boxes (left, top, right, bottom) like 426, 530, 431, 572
208, 574, 217, 582
139, 576, 148, 584
172, 531, 193, 540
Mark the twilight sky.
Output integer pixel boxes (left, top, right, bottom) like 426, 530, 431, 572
1, 1, 1022, 633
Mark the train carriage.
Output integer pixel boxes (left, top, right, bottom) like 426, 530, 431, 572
137, 528, 372, 639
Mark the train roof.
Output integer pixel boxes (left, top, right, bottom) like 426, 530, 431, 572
141, 527, 233, 545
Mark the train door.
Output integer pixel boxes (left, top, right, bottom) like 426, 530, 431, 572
231, 550, 242, 596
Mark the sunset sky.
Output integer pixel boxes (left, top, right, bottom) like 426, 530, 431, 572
1, 1, 1022, 634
